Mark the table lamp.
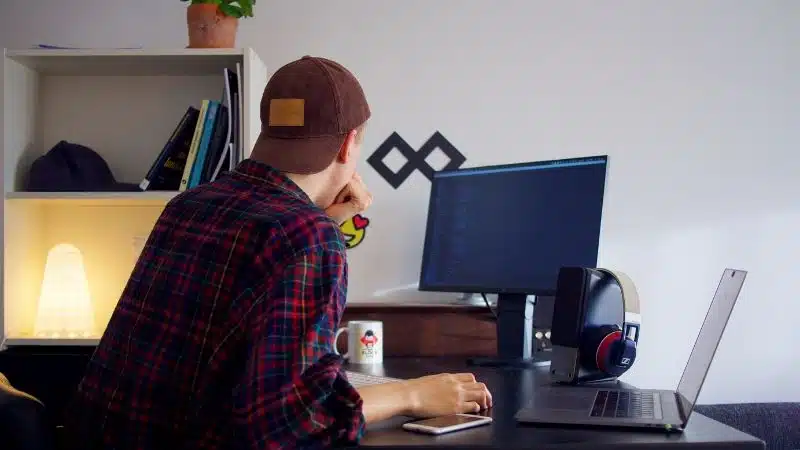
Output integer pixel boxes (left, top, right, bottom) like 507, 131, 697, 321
33, 243, 96, 338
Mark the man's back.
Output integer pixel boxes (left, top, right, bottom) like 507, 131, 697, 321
64, 160, 364, 449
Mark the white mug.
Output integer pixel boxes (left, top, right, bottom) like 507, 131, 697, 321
334, 320, 383, 364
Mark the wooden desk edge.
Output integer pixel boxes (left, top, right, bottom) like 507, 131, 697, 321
346, 302, 490, 312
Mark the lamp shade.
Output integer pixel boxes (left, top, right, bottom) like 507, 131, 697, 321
34, 243, 96, 338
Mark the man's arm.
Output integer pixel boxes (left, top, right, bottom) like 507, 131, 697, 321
232, 239, 363, 449
356, 383, 413, 424
357, 374, 495, 424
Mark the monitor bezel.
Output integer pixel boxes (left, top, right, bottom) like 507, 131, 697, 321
417, 154, 609, 296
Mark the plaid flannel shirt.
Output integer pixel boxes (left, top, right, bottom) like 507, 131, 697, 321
64, 159, 365, 450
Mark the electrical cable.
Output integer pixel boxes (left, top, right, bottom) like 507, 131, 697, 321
481, 293, 498, 320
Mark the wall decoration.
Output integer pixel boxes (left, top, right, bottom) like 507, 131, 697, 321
340, 214, 370, 249
367, 131, 466, 189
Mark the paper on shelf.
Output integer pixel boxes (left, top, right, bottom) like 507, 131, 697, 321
33, 44, 144, 49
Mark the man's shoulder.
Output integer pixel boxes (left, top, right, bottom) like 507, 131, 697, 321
245, 199, 347, 283
164, 181, 346, 258
274, 205, 347, 258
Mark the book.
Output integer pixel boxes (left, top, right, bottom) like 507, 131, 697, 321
211, 143, 232, 182
139, 106, 198, 191
141, 107, 200, 191
223, 68, 235, 166
225, 68, 241, 171
188, 100, 220, 188
179, 100, 210, 191
138, 63, 247, 191
201, 106, 229, 184
235, 62, 244, 165
231, 91, 240, 169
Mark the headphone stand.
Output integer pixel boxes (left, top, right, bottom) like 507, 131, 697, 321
573, 374, 620, 385
547, 369, 619, 386
467, 355, 550, 369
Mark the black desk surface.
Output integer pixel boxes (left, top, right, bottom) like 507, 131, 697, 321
347, 358, 765, 449
0, 349, 765, 449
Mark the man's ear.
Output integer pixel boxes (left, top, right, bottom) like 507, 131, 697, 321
335, 129, 359, 164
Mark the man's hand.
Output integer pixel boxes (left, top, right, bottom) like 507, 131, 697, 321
402, 373, 492, 418
325, 173, 373, 225
356, 372, 492, 425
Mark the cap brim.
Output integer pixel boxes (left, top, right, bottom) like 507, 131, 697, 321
252, 132, 343, 175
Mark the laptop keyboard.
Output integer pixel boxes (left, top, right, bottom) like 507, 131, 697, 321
590, 390, 655, 419
345, 371, 402, 388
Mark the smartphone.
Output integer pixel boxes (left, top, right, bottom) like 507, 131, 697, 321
401, 414, 493, 435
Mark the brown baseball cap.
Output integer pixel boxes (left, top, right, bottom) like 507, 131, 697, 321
252, 55, 371, 174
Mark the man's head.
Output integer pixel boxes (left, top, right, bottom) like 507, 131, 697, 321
250, 56, 370, 207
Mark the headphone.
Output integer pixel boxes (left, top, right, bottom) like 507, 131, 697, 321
578, 269, 641, 378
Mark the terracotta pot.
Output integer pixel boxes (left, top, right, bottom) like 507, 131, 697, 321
186, 3, 239, 49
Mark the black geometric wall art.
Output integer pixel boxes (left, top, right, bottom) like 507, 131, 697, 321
367, 131, 466, 189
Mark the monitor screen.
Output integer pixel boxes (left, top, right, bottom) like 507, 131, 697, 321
419, 156, 608, 296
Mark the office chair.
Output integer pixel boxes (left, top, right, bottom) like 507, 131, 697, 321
0, 372, 55, 450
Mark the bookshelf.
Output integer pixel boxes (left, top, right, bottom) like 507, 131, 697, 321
2, 48, 269, 347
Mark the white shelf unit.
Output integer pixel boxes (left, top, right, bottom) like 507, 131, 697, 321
1, 48, 269, 347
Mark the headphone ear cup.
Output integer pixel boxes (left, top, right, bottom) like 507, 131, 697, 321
580, 325, 620, 372
607, 337, 637, 376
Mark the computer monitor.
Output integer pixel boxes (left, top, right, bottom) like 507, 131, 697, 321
418, 155, 609, 366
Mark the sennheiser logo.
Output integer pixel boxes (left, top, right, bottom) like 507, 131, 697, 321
620, 357, 631, 365
367, 131, 466, 189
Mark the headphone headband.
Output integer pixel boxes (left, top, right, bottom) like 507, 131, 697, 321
598, 269, 641, 341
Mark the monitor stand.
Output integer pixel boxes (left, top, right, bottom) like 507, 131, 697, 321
467, 294, 551, 368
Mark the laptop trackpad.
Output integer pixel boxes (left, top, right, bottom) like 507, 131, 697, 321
532, 388, 594, 411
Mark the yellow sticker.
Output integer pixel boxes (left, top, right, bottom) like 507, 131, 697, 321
340, 214, 370, 249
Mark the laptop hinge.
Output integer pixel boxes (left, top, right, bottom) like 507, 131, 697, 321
674, 392, 688, 424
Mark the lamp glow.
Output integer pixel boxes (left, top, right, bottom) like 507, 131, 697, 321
34, 243, 96, 339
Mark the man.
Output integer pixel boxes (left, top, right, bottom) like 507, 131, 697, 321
64, 56, 492, 449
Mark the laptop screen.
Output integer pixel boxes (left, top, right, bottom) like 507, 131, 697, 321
676, 269, 747, 420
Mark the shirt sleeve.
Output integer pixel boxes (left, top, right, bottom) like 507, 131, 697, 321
232, 241, 365, 449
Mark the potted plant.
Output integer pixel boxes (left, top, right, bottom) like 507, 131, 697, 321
181, 0, 255, 49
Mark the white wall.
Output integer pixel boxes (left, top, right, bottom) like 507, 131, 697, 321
2, 0, 798, 404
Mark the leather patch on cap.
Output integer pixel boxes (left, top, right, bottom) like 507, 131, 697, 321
269, 98, 305, 126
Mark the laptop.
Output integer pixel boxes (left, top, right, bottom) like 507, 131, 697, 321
515, 268, 747, 432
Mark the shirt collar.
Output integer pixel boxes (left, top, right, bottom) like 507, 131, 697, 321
231, 159, 314, 205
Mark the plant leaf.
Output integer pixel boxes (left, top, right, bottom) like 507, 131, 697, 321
218, 3, 243, 18
221, 0, 254, 17
242, 0, 254, 17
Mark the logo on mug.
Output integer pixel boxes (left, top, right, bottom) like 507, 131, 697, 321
360, 329, 379, 358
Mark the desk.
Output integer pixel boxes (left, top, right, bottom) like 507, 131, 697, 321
348, 358, 765, 449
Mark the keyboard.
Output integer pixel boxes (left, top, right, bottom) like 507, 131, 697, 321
345, 371, 402, 388
590, 390, 656, 419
